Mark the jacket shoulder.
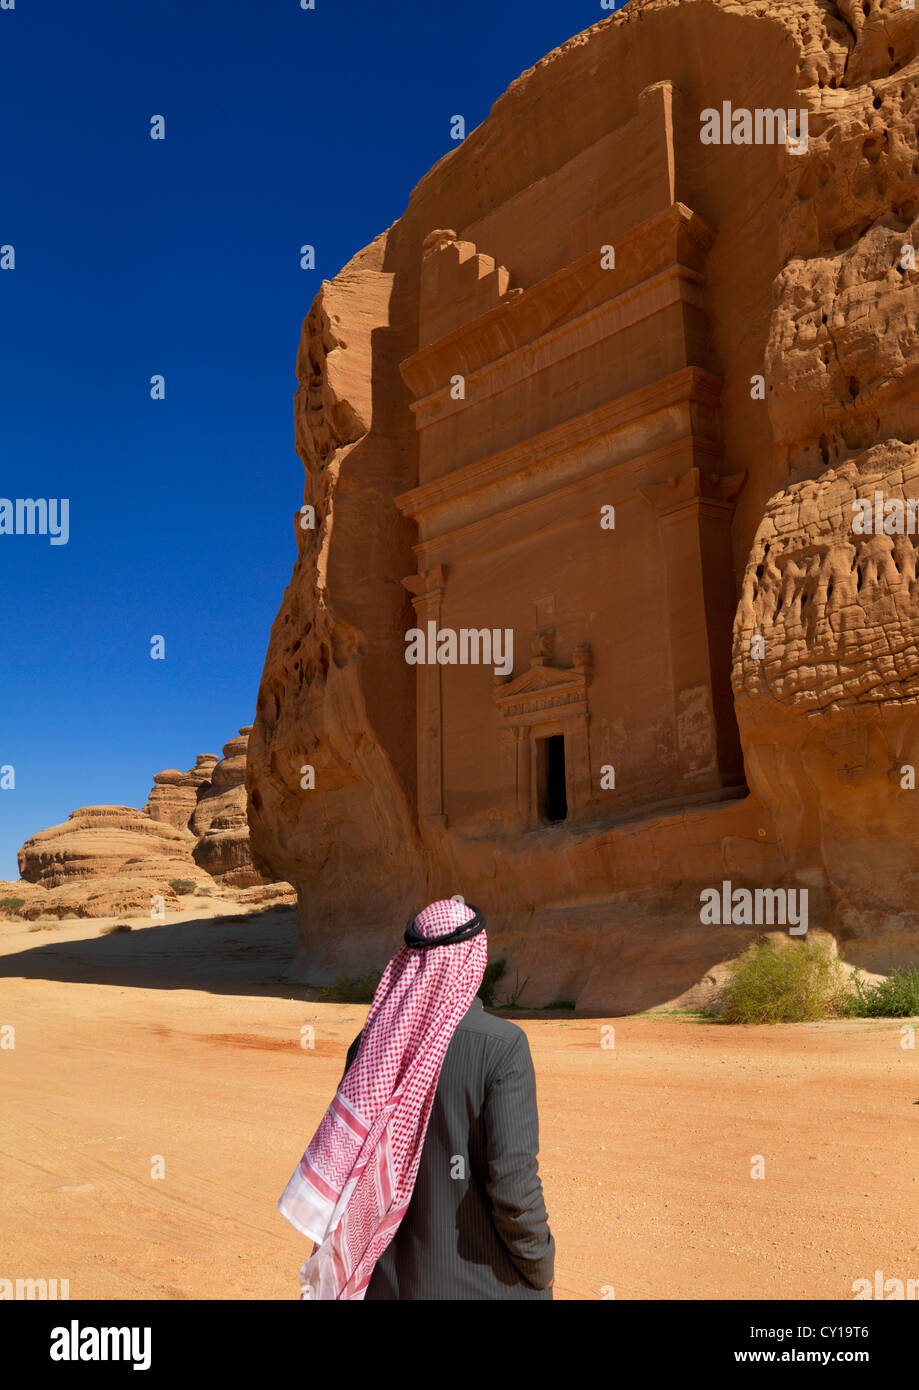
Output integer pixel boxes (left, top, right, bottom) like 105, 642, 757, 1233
456, 1007, 527, 1049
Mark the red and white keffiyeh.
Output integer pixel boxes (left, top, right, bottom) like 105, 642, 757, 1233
278, 898, 487, 1300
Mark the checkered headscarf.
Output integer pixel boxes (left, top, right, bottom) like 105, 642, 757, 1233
278, 898, 487, 1300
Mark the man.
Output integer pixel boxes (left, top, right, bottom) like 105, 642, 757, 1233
278, 898, 555, 1300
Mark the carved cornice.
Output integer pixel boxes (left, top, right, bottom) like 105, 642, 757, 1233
395, 367, 722, 522
410, 436, 725, 572
401, 564, 447, 610
399, 202, 716, 407
641, 467, 747, 515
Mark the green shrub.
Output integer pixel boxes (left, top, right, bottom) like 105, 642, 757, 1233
318, 971, 381, 1004
0, 897, 26, 914
169, 879, 198, 895
842, 966, 919, 1018
718, 937, 847, 1024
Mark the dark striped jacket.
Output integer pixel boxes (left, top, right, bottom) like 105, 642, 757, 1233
340, 996, 555, 1301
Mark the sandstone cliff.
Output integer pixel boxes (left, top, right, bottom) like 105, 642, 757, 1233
143, 727, 270, 888
190, 727, 266, 886
143, 755, 219, 828
11, 805, 212, 920
248, 0, 919, 1009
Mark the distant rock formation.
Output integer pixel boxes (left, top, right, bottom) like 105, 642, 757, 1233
2, 727, 291, 920
191, 728, 263, 886
144, 728, 267, 887
11, 806, 211, 919
247, 0, 919, 1009
18, 805, 205, 888
143, 755, 219, 828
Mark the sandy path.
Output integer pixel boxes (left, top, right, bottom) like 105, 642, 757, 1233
1, 909, 917, 1300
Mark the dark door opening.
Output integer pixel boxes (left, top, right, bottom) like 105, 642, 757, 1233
539, 734, 568, 823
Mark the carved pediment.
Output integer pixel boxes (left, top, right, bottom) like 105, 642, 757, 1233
495, 652, 591, 724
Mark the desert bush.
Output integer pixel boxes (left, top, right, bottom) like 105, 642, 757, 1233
0, 897, 26, 914
479, 959, 506, 1007
718, 937, 847, 1024
497, 967, 529, 1009
169, 879, 198, 895
195, 885, 213, 896
101, 923, 132, 935
842, 967, 919, 1018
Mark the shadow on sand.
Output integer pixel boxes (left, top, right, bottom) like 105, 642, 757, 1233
0, 906, 710, 1020
0, 906, 313, 1002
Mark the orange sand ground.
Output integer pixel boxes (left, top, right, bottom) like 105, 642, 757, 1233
1, 904, 917, 1301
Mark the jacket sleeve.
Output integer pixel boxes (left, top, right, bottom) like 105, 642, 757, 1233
484, 1030, 556, 1289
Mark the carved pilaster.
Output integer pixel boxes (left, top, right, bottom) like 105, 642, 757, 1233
402, 564, 448, 825
499, 723, 531, 833
641, 468, 745, 787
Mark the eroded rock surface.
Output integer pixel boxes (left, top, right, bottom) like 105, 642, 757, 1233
144, 756, 219, 829
12, 806, 209, 919
191, 728, 268, 886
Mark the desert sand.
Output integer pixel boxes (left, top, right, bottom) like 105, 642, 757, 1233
1, 903, 916, 1301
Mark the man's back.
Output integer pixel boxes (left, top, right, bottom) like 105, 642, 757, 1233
343, 997, 555, 1300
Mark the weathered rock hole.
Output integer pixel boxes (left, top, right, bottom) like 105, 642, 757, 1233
862, 134, 884, 164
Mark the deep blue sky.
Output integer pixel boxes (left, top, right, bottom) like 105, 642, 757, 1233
0, 0, 627, 879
